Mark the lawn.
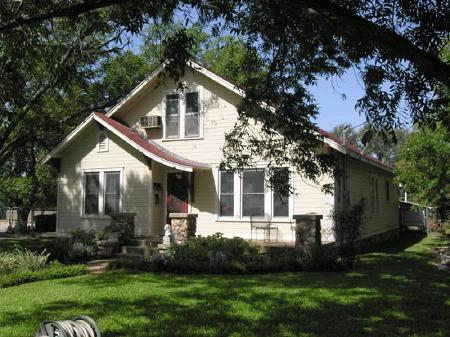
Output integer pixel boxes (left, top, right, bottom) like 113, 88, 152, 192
0, 231, 449, 337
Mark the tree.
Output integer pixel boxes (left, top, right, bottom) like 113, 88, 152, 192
330, 123, 408, 165
395, 125, 450, 220
0, 0, 449, 194
330, 124, 360, 145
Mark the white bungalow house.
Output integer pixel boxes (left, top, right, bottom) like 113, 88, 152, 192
43, 60, 398, 243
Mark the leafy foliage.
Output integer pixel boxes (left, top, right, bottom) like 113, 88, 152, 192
396, 124, 450, 220
0, 1, 448, 203
111, 232, 353, 273
0, 245, 50, 275
330, 123, 409, 165
0, 261, 86, 288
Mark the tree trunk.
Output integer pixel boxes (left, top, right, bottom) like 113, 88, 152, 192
17, 207, 30, 233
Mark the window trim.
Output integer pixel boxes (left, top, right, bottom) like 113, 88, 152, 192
162, 88, 203, 141
81, 168, 123, 217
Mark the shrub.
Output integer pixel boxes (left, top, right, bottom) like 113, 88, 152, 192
332, 198, 365, 267
0, 246, 50, 275
159, 233, 268, 274
50, 229, 98, 263
0, 262, 86, 288
110, 233, 351, 274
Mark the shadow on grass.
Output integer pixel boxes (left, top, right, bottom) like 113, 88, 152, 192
0, 233, 449, 337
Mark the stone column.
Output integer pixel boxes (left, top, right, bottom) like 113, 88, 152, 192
293, 214, 323, 250
169, 213, 198, 245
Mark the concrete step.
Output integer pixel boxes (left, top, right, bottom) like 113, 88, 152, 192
128, 236, 162, 247
86, 259, 113, 274
121, 245, 154, 256
115, 252, 147, 261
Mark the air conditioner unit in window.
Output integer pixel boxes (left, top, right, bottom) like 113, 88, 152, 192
140, 115, 161, 129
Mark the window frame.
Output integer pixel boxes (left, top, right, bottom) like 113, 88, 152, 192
82, 168, 123, 217
162, 88, 203, 141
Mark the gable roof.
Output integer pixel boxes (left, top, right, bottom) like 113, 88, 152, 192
46, 59, 392, 173
42, 112, 210, 172
107, 59, 392, 172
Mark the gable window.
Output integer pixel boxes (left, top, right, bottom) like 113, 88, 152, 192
219, 171, 234, 216
97, 132, 108, 152
164, 91, 202, 140
273, 169, 290, 217
85, 172, 100, 215
242, 170, 265, 217
83, 169, 122, 216
165, 94, 180, 138
104, 171, 120, 215
185, 92, 200, 137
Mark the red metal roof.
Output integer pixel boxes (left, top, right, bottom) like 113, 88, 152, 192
94, 112, 210, 170
317, 128, 393, 170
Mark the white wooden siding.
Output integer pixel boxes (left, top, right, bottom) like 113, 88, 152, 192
58, 124, 151, 235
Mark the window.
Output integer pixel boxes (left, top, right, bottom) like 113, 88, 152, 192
97, 132, 108, 152
185, 92, 200, 137
83, 170, 121, 216
85, 172, 100, 215
104, 171, 120, 215
164, 91, 201, 139
219, 171, 234, 216
242, 170, 265, 217
165, 94, 180, 138
273, 169, 290, 217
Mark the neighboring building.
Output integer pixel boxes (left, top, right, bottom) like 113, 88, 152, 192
43, 60, 398, 242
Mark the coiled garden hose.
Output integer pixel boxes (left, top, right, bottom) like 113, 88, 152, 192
34, 315, 100, 337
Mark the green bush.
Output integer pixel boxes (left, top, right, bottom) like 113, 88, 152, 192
50, 229, 98, 263
332, 198, 365, 267
0, 261, 86, 288
0, 246, 50, 275
111, 233, 349, 274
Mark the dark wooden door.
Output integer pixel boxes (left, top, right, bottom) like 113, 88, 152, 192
166, 172, 189, 223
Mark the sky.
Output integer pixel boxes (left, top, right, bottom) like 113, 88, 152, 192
311, 70, 367, 132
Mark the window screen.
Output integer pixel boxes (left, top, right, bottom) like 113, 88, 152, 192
85, 172, 99, 215
242, 170, 265, 217
219, 171, 234, 216
104, 171, 120, 215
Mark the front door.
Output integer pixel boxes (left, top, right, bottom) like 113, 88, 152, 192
166, 172, 189, 223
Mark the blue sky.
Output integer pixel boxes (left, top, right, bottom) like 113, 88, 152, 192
311, 70, 367, 131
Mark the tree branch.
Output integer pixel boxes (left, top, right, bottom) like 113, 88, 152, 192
0, 0, 132, 33
301, 0, 450, 86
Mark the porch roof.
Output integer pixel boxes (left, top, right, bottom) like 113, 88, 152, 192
43, 112, 210, 172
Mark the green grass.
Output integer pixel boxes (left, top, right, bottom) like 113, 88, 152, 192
0, 232, 449, 337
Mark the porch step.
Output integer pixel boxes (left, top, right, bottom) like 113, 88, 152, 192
121, 245, 154, 256
128, 236, 162, 247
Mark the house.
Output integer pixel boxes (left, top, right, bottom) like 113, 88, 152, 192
43, 60, 399, 243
